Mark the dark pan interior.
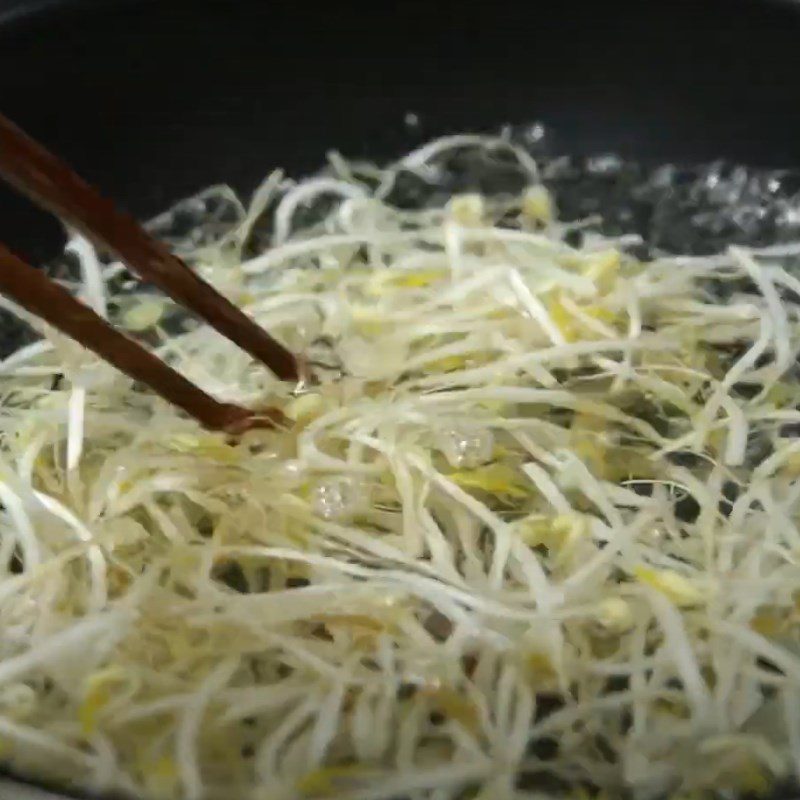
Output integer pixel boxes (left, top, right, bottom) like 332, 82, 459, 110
2, 0, 800, 797
2, 0, 800, 263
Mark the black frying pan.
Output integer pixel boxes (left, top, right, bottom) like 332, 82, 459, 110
1, 0, 800, 797
2, 0, 800, 263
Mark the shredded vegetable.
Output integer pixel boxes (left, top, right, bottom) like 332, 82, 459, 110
1, 135, 800, 800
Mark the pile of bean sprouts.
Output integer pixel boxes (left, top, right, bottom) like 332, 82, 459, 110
1, 135, 800, 800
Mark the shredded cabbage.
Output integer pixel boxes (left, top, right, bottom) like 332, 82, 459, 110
1, 135, 800, 800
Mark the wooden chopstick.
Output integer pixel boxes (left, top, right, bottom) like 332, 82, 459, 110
0, 243, 282, 434
0, 112, 301, 383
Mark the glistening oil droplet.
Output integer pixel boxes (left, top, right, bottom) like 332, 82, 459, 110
438, 426, 494, 468
311, 476, 362, 520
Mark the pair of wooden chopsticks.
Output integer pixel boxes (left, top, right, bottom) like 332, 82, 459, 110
0, 113, 302, 433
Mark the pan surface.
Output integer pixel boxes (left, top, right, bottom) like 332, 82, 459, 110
2, 1, 800, 798
1, 0, 800, 261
